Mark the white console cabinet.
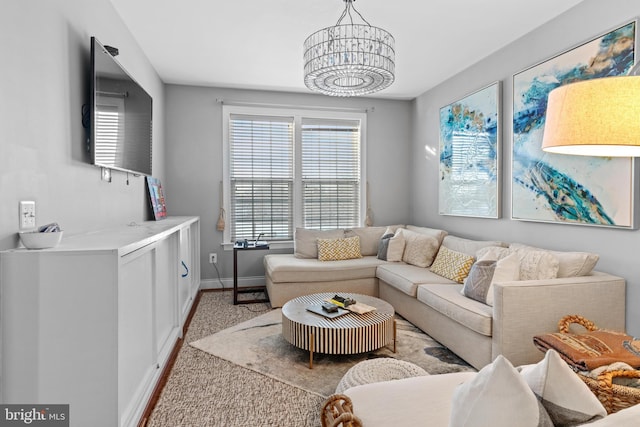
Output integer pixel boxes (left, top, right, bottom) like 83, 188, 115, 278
0, 216, 200, 427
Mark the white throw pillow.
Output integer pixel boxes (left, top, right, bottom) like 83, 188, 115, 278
510, 243, 599, 278
511, 248, 559, 281
386, 229, 406, 262
519, 350, 606, 426
449, 355, 552, 427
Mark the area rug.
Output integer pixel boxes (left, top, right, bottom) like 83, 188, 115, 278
190, 308, 474, 397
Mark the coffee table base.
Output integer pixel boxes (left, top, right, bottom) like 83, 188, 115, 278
305, 320, 397, 369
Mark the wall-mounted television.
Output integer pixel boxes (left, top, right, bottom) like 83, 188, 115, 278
89, 36, 153, 176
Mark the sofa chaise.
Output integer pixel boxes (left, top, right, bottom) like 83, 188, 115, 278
264, 225, 626, 369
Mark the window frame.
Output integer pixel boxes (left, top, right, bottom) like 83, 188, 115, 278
222, 105, 367, 249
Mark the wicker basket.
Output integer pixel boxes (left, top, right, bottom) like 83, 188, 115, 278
558, 315, 640, 414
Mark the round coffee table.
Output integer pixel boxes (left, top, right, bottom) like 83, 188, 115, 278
281, 293, 396, 369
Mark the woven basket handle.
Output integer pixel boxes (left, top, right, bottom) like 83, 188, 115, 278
597, 369, 640, 388
558, 315, 599, 333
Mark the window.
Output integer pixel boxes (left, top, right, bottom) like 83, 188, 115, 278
223, 106, 366, 244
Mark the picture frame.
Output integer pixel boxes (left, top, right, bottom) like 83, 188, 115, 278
512, 20, 637, 228
146, 176, 167, 221
439, 81, 501, 218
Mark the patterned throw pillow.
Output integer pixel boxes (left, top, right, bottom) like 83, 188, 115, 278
317, 236, 362, 261
463, 252, 520, 306
400, 228, 440, 268
462, 260, 497, 303
430, 246, 475, 283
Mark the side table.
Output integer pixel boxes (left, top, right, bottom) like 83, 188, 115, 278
233, 243, 270, 305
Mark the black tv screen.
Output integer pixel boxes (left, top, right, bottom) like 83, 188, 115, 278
90, 36, 153, 176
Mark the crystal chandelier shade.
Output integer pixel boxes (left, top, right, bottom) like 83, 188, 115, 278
303, 1, 395, 97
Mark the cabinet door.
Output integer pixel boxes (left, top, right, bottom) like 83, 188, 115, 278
154, 234, 179, 362
178, 227, 192, 325
119, 247, 156, 427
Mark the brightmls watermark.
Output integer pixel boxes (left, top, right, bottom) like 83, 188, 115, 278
0, 405, 68, 426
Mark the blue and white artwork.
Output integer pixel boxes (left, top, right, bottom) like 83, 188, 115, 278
439, 82, 500, 218
512, 21, 636, 227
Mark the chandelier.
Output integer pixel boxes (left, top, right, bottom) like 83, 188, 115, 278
303, 0, 395, 97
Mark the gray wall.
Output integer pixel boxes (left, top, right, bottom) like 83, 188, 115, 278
0, 0, 165, 251
411, 0, 640, 335
164, 85, 412, 284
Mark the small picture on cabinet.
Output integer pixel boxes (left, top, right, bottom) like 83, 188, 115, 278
146, 176, 167, 220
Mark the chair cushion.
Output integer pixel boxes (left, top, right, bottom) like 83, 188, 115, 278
417, 284, 493, 336
377, 263, 456, 297
294, 228, 344, 259
442, 235, 508, 256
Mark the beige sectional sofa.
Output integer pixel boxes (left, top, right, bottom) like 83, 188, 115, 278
263, 225, 626, 369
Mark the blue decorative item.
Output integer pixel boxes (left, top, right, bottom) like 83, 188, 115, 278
512, 21, 636, 228
439, 82, 501, 218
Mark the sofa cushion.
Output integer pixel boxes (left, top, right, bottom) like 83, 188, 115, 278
450, 355, 551, 427
519, 349, 606, 426
510, 243, 599, 278
264, 254, 385, 283
442, 235, 508, 256
429, 246, 475, 283
317, 236, 362, 261
344, 372, 477, 427
417, 284, 493, 336
400, 228, 441, 268
345, 226, 387, 256
294, 228, 344, 259
377, 263, 456, 297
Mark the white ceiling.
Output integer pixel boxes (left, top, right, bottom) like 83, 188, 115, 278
109, 0, 583, 100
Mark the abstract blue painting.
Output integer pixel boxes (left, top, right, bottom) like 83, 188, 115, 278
512, 21, 636, 228
439, 82, 500, 218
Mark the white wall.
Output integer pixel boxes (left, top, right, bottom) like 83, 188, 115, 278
0, 0, 165, 250
164, 85, 412, 282
411, 0, 640, 335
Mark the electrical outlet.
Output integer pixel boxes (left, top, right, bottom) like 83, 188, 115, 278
19, 201, 36, 230
209, 253, 217, 264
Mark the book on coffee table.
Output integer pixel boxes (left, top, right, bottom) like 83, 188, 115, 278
345, 302, 377, 314
306, 304, 350, 319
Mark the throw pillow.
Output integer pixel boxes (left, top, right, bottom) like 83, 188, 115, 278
386, 229, 406, 262
511, 248, 559, 281
519, 349, 606, 426
462, 259, 497, 303
475, 245, 511, 261
510, 243, 599, 278
317, 236, 362, 261
450, 355, 552, 427
429, 246, 475, 283
462, 253, 520, 305
377, 232, 395, 260
294, 228, 344, 259
400, 228, 440, 268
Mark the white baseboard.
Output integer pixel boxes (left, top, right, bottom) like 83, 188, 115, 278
200, 275, 266, 290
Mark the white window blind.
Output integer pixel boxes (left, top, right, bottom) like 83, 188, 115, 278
301, 118, 361, 229
229, 114, 294, 241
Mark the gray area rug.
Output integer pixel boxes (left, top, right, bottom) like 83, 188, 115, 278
190, 308, 473, 397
